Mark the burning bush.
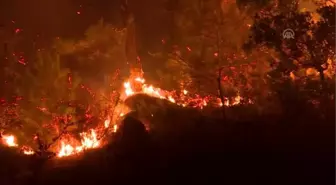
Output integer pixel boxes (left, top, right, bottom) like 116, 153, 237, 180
0, 49, 121, 157
0, 0, 334, 160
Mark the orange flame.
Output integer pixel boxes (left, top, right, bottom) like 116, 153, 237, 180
57, 129, 100, 157
21, 146, 35, 155
122, 76, 247, 108
2, 134, 18, 147
1, 75, 250, 158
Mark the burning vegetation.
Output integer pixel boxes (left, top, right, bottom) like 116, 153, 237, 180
1, 74, 247, 158
0, 0, 334, 163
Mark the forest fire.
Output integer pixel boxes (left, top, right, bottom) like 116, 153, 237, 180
0, 75, 247, 158
0, 1, 333, 184
123, 77, 244, 108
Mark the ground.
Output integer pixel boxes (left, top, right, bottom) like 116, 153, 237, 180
0, 94, 334, 185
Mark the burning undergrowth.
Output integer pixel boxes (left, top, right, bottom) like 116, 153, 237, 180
0, 73, 249, 159
4, 13, 333, 158
1, 40, 333, 160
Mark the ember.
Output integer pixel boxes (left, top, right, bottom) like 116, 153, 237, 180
0, 2, 333, 184
0, 75, 248, 158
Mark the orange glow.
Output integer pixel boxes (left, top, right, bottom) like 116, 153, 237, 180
122, 76, 247, 108
57, 129, 100, 157
2, 134, 18, 147
0, 74, 249, 158
22, 146, 35, 155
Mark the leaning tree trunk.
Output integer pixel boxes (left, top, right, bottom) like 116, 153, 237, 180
121, 0, 143, 80
311, 60, 327, 91
167, 0, 179, 51
217, 68, 226, 119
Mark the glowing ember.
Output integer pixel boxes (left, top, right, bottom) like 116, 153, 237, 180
0, 74, 249, 158
122, 76, 249, 108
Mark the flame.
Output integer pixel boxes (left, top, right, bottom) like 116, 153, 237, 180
58, 142, 76, 157
57, 129, 100, 157
2, 135, 18, 147
1, 74, 250, 158
124, 82, 134, 96
122, 76, 248, 108
183, 90, 188, 95
104, 117, 110, 128
113, 124, 118, 133
22, 146, 35, 155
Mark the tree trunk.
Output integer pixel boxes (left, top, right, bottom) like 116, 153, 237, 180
318, 68, 325, 82
168, 0, 179, 50
215, 2, 226, 119
121, 0, 142, 78
217, 68, 226, 119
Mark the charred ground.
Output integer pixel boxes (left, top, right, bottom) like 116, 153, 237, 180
0, 93, 334, 185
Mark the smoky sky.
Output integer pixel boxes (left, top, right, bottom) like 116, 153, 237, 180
0, 1, 119, 37
0, 0, 169, 52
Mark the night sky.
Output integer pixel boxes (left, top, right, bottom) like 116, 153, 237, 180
0, 0, 169, 52
0, 1, 118, 37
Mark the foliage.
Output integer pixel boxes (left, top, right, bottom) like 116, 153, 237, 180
0, 0, 334, 156
12, 51, 85, 150
54, 19, 128, 89
246, 4, 335, 81
0, 20, 126, 152
145, 0, 277, 110
160, 0, 273, 100
236, 0, 273, 13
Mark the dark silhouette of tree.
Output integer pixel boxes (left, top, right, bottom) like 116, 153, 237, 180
315, 5, 335, 43
246, 4, 335, 82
